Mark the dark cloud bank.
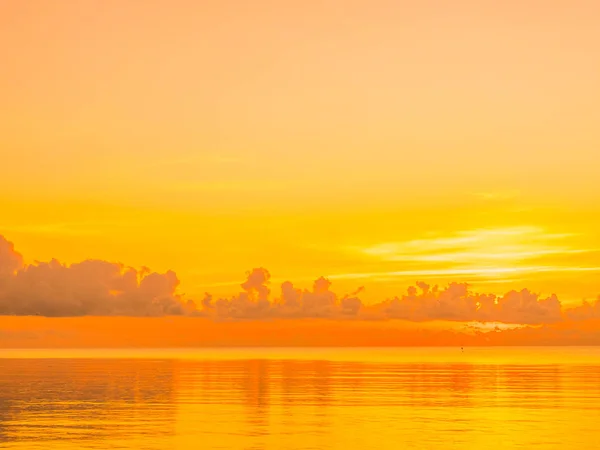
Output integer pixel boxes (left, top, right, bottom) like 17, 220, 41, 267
0, 235, 598, 324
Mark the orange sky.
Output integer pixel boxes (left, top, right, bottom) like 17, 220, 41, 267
3, 316, 600, 348
1, 1, 600, 345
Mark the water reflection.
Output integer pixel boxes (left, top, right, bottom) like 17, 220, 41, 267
1, 350, 600, 449
0, 358, 178, 448
243, 360, 270, 433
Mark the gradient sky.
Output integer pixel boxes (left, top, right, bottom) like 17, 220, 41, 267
2, 0, 600, 326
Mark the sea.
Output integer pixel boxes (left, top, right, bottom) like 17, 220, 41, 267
0, 347, 599, 449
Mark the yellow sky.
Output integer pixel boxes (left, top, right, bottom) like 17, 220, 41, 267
1, 0, 600, 306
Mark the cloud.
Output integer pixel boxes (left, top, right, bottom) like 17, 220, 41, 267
377, 282, 562, 324
0, 236, 192, 317
200, 269, 563, 324
0, 235, 599, 325
0, 236, 23, 279
563, 297, 600, 321
201, 269, 363, 319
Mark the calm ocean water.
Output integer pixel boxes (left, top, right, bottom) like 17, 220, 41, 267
1, 347, 599, 449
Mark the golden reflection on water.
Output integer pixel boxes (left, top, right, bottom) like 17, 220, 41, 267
0, 348, 599, 449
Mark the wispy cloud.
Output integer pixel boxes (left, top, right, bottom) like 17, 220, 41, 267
0, 222, 125, 237
146, 154, 244, 168
354, 226, 592, 277
473, 190, 520, 201
169, 180, 289, 192
383, 249, 591, 263
326, 266, 600, 281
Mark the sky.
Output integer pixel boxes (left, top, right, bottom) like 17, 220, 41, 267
1, 1, 600, 346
